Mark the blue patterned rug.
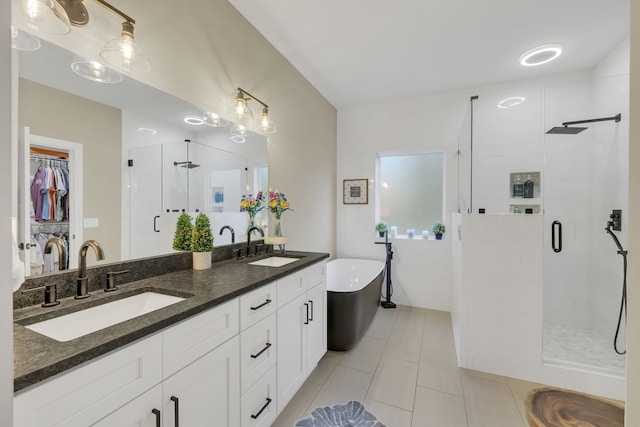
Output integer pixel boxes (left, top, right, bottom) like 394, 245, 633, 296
295, 401, 385, 427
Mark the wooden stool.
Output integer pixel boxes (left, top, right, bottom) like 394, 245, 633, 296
525, 387, 624, 427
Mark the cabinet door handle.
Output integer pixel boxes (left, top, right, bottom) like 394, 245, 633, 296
171, 396, 179, 427
153, 215, 160, 232
152, 408, 161, 427
250, 299, 272, 311
308, 300, 314, 321
552, 220, 562, 253
251, 342, 272, 359
250, 397, 273, 420
304, 303, 309, 325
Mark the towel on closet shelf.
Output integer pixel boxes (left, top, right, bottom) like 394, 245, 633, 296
29, 236, 44, 276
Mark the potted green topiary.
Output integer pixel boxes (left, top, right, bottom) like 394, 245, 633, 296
431, 221, 445, 240
191, 212, 214, 270
376, 221, 388, 237
172, 213, 193, 251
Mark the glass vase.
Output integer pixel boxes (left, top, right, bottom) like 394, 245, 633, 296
247, 213, 255, 233
274, 216, 283, 237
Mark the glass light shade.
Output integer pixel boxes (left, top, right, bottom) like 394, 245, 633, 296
230, 123, 255, 138
71, 56, 122, 83
11, 25, 41, 51
19, 0, 71, 34
100, 32, 151, 74
228, 101, 255, 137
202, 112, 229, 127
258, 109, 277, 134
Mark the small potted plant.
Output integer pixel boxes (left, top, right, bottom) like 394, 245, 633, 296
191, 212, 214, 270
172, 213, 193, 251
376, 221, 388, 237
431, 221, 445, 240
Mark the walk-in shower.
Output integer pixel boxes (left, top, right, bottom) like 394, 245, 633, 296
456, 73, 629, 379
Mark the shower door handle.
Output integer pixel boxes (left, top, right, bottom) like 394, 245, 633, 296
552, 220, 562, 253
153, 215, 160, 233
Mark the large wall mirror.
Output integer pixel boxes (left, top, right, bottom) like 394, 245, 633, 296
17, 38, 269, 278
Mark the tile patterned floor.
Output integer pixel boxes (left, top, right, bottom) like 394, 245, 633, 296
543, 324, 626, 375
272, 305, 545, 427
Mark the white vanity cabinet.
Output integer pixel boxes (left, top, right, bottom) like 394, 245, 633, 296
13, 333, 163, 427
276, 261, 327, 413
14, 259, 327, 427
13, 300, 241, 427
239, 283, 278, 427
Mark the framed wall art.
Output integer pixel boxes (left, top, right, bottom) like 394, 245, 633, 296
343, 179, 368, 204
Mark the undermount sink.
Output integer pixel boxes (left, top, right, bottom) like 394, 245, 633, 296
23, 292, 186, 342
248, 256, 300, 267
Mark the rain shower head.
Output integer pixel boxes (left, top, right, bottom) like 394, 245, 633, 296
546, 113, 621, 135
173, 161, 200, 169
546, 126, 588, 135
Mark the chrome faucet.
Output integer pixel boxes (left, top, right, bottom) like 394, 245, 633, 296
44, 237, 66, 271
76, 240, 105, 299
246, 226, 264, 257
219, 225, 235, 244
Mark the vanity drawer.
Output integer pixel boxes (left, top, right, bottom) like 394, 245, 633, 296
241, 366, 277, 427
163, 298, 239, 378
277, 271, 305, 308
240, 313, 276, 394
304, 260, 327, 290
14, 333, 162, 427
240, 282, 276, 331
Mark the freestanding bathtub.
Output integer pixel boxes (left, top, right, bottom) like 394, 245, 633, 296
327, 258, 386, 351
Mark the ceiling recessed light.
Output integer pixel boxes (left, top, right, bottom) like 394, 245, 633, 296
497, 96, 526, 109
520, 44, 562, 67
137, 127, 157, 135
230, 135, 246, 143
184, 115, 204, 125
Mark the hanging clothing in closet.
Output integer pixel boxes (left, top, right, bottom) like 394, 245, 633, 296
30, 159, 69, 222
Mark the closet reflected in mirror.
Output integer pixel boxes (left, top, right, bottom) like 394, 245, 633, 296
16, 38, 269, 278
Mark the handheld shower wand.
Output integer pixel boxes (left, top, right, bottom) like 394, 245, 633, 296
605, 210, 627, 355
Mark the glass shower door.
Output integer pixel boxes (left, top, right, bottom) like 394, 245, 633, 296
542, 75, 629, 375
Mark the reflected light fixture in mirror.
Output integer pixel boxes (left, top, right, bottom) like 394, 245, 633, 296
184, 116, 205, 125
18, 0, 71, 34
202, 111, 229, 128
11, 25, 41, 51
71, 55, 122, 83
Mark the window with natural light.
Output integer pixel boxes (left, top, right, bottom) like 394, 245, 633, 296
377, 152, 444, 238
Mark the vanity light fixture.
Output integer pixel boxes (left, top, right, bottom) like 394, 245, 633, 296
18, 0, 71, 34
16, 0, 151, 74
519, 44, 562, 67
228, 88, 277, 136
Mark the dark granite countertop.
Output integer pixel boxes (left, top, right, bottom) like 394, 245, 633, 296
13, 251, 328, 392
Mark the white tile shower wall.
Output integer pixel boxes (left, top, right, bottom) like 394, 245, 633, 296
453, 213, 625, 400
454, 214, 543, 380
